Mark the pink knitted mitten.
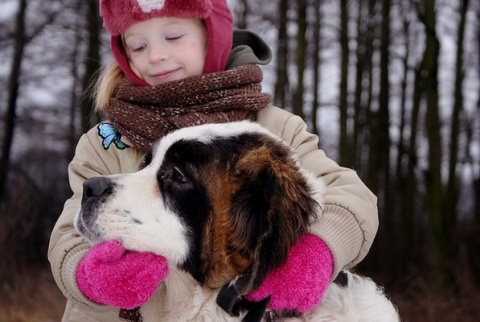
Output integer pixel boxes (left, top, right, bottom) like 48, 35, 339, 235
245, 233, 334, 312
76, 240, 169, 309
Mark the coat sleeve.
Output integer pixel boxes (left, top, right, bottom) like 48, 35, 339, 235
47, 126, 133, 312
257, 106, 379, 277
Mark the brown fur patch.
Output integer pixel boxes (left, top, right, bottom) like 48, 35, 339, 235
197, 138, 315, 293
200, 162, 250, 288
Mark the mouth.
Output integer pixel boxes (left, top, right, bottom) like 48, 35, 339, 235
150, 68, 180, 82
75, 210, 104, 244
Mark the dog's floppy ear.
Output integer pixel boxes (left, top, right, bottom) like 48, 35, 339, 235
227, 139, 319, 295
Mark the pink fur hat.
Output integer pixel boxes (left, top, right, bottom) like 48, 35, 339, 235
99, 0, 233, 86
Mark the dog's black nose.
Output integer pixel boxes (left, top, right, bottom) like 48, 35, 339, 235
82, 176, 114, 202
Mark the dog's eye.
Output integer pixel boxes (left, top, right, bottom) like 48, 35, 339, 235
172, 166, 187, 183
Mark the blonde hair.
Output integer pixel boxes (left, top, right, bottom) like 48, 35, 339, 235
92, 59, 147, 168
93, 59, 125, 112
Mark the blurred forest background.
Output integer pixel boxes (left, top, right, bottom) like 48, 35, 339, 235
0, 0, 479, 321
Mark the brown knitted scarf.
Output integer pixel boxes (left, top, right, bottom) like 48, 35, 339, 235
105, 64, 271, 152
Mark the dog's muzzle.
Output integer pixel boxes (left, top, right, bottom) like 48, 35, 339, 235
75, 176, 118, 242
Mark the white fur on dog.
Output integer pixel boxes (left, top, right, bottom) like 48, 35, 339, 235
303, 271, 400, 322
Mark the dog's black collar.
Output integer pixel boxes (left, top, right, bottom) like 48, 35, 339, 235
216, 283, 270, 322
333, 270, 349, 287
119, 307, 142, 322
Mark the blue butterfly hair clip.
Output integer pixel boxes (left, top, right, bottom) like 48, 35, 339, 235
97, 123, 127, 150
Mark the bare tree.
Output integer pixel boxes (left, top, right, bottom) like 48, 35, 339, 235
375, 0, 394, 270
273, 0, 290, 109
338, 0, 350, 165
377, 0, 392, 198
292, 0, 307, 119
0, 0, 27, 202
309, 0, 322, 136
445, 0, 469, 238
80, 0, 102, 132
0, 0, 63, 202
66, 0, 85, 160
232, 0, 249, 29
417, 0, 446, 292
352, 0, 375, 172
395, 0, 416, 277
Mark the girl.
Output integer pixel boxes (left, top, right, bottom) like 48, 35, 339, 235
48, 0, 379, 321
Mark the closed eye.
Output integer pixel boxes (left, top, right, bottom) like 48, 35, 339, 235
166, 34, 184, 41
132, 45, 146, 52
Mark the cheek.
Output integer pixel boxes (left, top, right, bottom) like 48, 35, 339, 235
188, 41, 206, 72
189, 54, 205, 75
128, 59, 146, 78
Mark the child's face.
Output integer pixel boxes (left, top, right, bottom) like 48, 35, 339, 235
123, 17, 207, 85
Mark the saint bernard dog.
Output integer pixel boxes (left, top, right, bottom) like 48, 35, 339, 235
75, 121, 400, 322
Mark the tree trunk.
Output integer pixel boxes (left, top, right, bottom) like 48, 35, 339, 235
352, 0, 365, 168
475, 8, 480, 231
67, 0, 84, 160
395, 0, 414, 277
292, 0, 307, 119
80, 0, 102, 133
0, 0, 27, 202
378, 0, 391, 196
233, 0, 249, 29
376, 0, 393, 270
273, 0, 290, 110
353, 0, 375, 175
339, 0, 350, 165
445, 0, 469, 245
310, 0, 322, 136
420, 0, 447, 292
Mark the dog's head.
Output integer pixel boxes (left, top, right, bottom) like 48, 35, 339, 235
75, 121, 324, 295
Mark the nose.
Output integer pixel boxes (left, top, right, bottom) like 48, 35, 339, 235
82, 176, 115, 204
149, 43, 169, 63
